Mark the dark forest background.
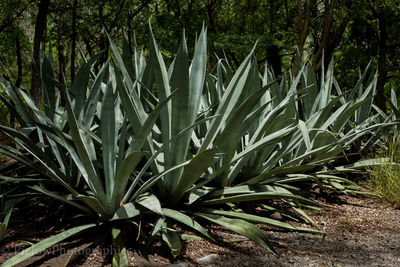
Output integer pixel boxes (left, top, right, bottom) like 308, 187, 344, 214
1, 0, 400, 115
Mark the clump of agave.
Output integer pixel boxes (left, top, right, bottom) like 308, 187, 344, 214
0, 24, 393, 266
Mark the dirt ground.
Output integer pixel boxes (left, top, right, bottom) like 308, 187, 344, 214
1, 193, 399, 266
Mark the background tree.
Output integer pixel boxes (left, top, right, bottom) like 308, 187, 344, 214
31, 0, 50, 106
0, 0, 399, 113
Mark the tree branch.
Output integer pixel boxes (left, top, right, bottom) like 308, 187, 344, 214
107, 0, 126, 33
129, 0, 152, 20
0, 0, 35, 33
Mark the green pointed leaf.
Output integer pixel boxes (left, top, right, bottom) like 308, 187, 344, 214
132, 160, 192, 200
136, 193, 162, 214
332, 97, 372, 133
148, 22, 171, 166
162, 208, 213, 240
123, 115, 219, 202
30, 185, 90, 214
111, 228, 128, 267
128, 91, 176, 152
298, 120, 311, 152
200, 192, 315, 206
215, 81, 274, 148
199, 46, 256, 152
122, 34, 136, 81
200, 209, 323, 234
194, 212, 276, 254
290, 204, 316, 225
1, 224, 96, 267
0, 77, 31, 126
111, 151, 147, 208
40, 53, 56, 118
188, 187, 214, 205
71, 55, 99, 117
84, 60, 109, 126
167, 30, 192, 190
189, 25, 207, 124
111, 203, 141, 221
0, 126, 76, 194
63, 89, 106, 202
302, 63, 318, 119
171, 148, 217, 203
101, 81, 117, 199
162, 229, 182, 258
76, 195, 110, 219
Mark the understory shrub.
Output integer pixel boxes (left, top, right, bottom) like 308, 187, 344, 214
367, 134, 400, 207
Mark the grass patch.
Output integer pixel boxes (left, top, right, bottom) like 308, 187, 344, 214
367, 134, 400, 208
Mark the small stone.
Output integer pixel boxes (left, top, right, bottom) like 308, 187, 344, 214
167, 264, 188, 267
196, 254, 219, 264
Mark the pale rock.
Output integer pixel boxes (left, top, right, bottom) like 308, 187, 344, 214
196, 254, 219, 264
167, 264, 188, 267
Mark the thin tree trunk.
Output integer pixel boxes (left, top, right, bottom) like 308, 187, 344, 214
57, 35, 66, 106
57, 37, 66, 84
70, 0, 78, 82
127, 10, 133, 54
186, 0, 193, 25
206, 0, 219, 34
31, 0, 50, 107
293, 0, 315, 74
56, 11, 66, 85
311, 0, 335, 69
126, 0, 152, 54
83, 37, 93, 57
97, 3, 107, 69
376, 12, 387, 112
107, 0, 125, 32
10, 33, 23, 126
15, 34, 22, 88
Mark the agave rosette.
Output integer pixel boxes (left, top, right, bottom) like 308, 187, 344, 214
0, 23, 394, 266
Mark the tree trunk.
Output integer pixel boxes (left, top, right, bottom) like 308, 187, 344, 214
15, 33, 22, 88
96, 3, 108, 69
127, 11, 133, 54
376, 12, 388, 112
293, 0, 315, 74
9, 33, 23, 126
266, 44, 282, 77
70, 0, 78, 82
31, 0, 50, 107
83, 37, 93, 57
57, 35, 66, 106
56, 11, 66, 85
57, 37, 66, 84
311, 0, 335, 70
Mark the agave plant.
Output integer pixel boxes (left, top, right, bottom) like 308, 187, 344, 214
113, 24, 346, 255
0, 22, 395, 266
0, 46, 178, 266
132, 28, 393, 248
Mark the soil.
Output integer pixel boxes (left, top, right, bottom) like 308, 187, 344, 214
0, 193, 399, 267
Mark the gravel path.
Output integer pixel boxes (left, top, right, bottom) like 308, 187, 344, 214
174, 194, 400, 267
1, 194, 399, 266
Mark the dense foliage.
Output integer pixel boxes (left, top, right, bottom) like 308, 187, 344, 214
0, 0, 400, 113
